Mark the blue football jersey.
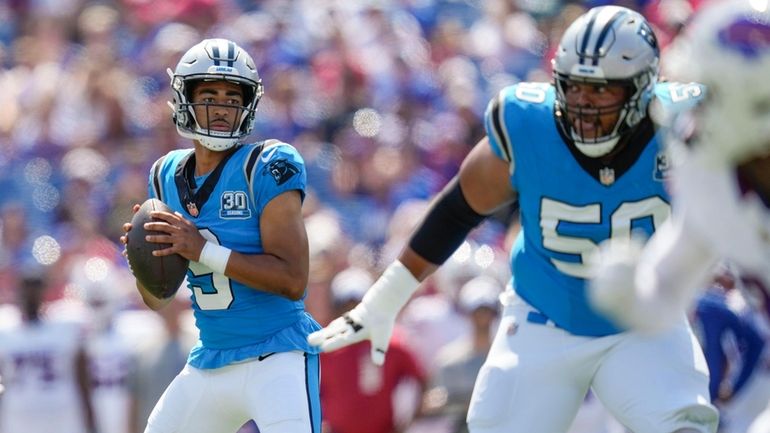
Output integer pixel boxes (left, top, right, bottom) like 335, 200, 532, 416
484, 82, 704, 336
148, 141, 321, 369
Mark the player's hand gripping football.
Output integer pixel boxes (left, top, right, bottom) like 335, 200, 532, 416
119, 203, 142, 262
120, 203, 205, 263
308, 261, 421, 366
142, 210, 206, 262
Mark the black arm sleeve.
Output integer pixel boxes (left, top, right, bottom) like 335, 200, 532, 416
408, 178, 487, 265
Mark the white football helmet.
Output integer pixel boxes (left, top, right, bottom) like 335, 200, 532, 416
665, 0, 770, 166
552, 6, 660, 157
168, 38, 264, 151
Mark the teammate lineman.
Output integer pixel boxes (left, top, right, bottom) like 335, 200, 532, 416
310, 6, 718, 433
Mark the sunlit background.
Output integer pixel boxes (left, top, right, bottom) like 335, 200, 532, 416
0, 1, 721, 433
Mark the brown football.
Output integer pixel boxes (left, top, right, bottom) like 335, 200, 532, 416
126, 198, 189, 299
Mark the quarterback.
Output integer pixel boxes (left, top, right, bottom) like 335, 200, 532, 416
120, 39, 321, 433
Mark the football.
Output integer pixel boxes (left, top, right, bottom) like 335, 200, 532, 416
126, 198, 189, 299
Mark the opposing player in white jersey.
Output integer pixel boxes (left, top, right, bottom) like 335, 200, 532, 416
311, 6, 717, 433
590, 0, 770, 335
588, 2, 770, 431
72, 257, 137, 433
0, 273, 98, 433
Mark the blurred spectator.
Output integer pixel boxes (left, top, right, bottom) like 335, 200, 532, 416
421, 275, 502, 433
321, 266, 427, 433
738, 278, 770, 433
691, 270, 765, 407
400, 241, 509, 371
129, 294, 195, 433
72, 257, 138, 433
710, 274, 770, 433
0, 270, 98, 433
0, 203, 32, 303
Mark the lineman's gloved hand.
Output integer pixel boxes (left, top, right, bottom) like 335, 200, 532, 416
308, 261, 420, 365
308, 302, 393, 365
588, 236, 659, 332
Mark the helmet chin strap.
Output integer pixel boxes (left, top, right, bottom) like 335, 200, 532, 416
569, 103, 630, 158
197, 134, 240, 151
177, 122, 241, 151
573, 135, 620, 158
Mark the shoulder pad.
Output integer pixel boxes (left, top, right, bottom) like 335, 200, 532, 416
150, 155, 167, 201
651, 82, 706, 126
653, 82, 706, 109
485, 82, 554, 162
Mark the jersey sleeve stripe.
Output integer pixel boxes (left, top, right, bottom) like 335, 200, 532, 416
151, 155, 166, 201
489, 91, 513, 162
244, 139, 284, 208
243, 142, 265, 209
244, 142, 264, 186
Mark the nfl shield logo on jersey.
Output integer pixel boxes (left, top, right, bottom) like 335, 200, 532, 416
599, 167, 615, 186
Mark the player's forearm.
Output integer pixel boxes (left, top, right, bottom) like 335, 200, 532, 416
225, 250, 308, 301
397, 248, 439, 282
634, 218, 719, 327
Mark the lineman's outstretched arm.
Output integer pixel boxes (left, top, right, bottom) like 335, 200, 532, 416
308, 138, 516, 364
589, 213, 720, 333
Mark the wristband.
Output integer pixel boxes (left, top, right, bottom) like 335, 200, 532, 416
361, 260, 421, 317
199, 241, 232, 275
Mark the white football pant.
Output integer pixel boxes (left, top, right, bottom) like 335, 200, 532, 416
467, 292, 718, 433
145, 351, 320, 433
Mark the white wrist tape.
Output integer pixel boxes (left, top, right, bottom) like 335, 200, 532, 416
361, 260, 421, 317
199, 241, 232, 275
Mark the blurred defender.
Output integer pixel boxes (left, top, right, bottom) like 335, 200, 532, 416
587, 1, 770, 431
0, 273, 98, 433
120, 38, 321, 433
590, 0, 770, 333
310, 6, 717, 433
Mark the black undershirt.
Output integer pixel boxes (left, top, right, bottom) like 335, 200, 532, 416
554, 111, 656, 186
173, 147, 240, 217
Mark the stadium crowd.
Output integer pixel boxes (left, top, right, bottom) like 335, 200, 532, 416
0, 0, 768, 433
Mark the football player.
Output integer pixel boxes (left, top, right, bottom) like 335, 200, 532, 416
589, 0, 770, 336
120, 39, 321, 433
310, 6, 717, 433
0, 273, 98, 433
587, 2, 770, 431
74, 258, 137, 433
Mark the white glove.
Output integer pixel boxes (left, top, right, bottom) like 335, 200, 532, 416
588, 236, 659, 332
308, 261, 420, 365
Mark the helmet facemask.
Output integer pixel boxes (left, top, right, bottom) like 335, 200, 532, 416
551, 6, 660, 158
554, 69, 656, 158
